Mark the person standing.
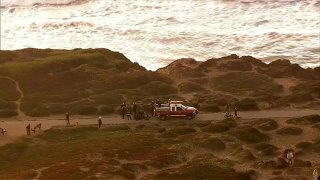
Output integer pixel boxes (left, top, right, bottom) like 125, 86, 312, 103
132, 102, 137, 119
151, 101, 155, 117
98, 116, 102, 128
126, 107, 132, 120
286, 150, 294, 166
26, 123, 31, 135
66, 112, 70, 126
120, 102, 127, 119
156, 99, 161, 107
234, 105, 238, 117
313, 169, 319, 180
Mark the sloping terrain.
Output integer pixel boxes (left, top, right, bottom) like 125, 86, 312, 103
0, 115, 319, 179
0, 49, 319, 118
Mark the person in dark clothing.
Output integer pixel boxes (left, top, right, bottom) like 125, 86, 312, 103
234, 105, 238, 117
26, 123, 31, 135
151, 101, 155, 116
120, 102, 127, 119
98, 116, 102, 128
156, 99, 161, 107
126, 107, 132, 120
120, 102, 127, 109
66, 112, 70, 126
132, 102, 137, 119
225, 104, 231, 116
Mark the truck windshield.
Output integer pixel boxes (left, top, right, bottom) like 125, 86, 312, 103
181, 105, 187, 110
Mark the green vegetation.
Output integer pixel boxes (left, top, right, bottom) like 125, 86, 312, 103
198, 138, 226, 151
286, 115, 320, 125
0, 78, 20, 101
253, 143, 278, 156
290, 80, 320, 98
230, 126, 269, 143
150, 162, 251, 179
140, 81, 177, 95
160, 127, 196, 138
0, 49, 174, 117
276, 127, 303, 135
0, 99, 16, 110
257, 118, 279, 131
201, 103, 220, 112
0, 109, 18, 118
201, 123, 230, 133
295, 142, 314, 151
178, 81, 206, 93
212, 72, 283, 96
235, 98, 258, 111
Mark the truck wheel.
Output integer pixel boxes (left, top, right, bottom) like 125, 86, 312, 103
160, 115, 167, 121
187, 114, 194, 120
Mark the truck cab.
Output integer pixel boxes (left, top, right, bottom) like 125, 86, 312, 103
155, 101, 199, 120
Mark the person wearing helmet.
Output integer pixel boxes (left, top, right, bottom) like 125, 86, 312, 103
98, 116, 102, 128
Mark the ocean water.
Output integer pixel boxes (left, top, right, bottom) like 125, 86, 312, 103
1, 0, 319, 70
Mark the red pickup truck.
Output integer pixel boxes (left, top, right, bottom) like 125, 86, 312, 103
155, 101, 199, 120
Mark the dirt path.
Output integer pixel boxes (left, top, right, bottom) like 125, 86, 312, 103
0, 109, 319, 146
0, 76, 26, 119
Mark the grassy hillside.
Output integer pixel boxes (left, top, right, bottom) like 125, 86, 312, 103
0, 49, 319, 117
0, 49, 174, 117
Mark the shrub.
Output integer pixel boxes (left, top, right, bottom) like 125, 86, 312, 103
290, 81, 320, 98
280, 93, 314, 103
0, 99, 17, 110
199, 138, 226, 151
184, 101, 200, 109
151, 163, 251, 179
0, 78, 20, 101
286, 115, 320, 125
191, 121, 211, 127
25, 108, 50, 117
48, 103, 66, 114
276, 127, 303, 135
206, 94, 234, 106
220, 118, 237, 128
0, 141, 28, 162
254, 143, 278, 156
201, 123, 230, 133
91, 93, 123, 105
161, 127, 196, 138
21, 102, 42, 112
0, 109, 17, 118
102, 125, 130, 132
78, 106, 97, 115
218, 60, 253, 71
230, 126, 269, 143
212, 72, 282, 95
201, 103, 220, 112
140, 81, 177, 95
178, 81, 206, 93
295, 142, 314, 150
235, 98, 258, 111
98, 106, 114, 115
257, 119, 278, 131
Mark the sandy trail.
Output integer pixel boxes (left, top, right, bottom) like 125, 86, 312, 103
0, 109, 319, 146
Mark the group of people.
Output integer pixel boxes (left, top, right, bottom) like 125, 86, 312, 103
120, 102, 150, 120
225, 103, 238, 118
25, 123, 41, 135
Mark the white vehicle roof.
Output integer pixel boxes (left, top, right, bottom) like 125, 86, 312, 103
170, 101, 183, 104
